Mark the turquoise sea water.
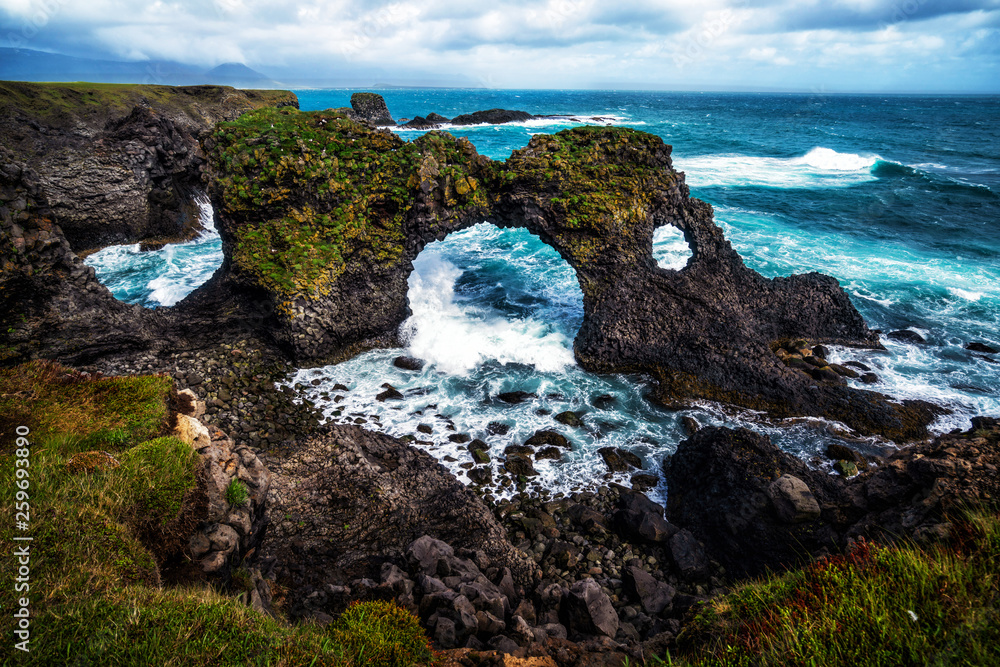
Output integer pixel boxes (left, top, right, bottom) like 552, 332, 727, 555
88, 91, 1000, 500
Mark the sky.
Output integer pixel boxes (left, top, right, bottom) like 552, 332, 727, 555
1, 0, 999, 92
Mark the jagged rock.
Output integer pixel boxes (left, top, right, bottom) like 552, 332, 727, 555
263, 425, 536, 603
199, 114, 935, 440
664, 427, 845, 577
350, 92, 395, 126
624, 567, 676, 614
450, 108, 534, 125
598, 447, 641, 472
560, 579, 619, 638
668, 530, 709, 577
173, 414, 211, 448
614, 491, 677, 543
887, 329, 926, 344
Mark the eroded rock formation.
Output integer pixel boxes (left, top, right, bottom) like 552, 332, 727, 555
204, 107, 934, 439
1, 89, 936, 439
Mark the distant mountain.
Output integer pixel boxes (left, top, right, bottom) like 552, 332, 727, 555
0, 48, 280, 88
203, 62, 274, 88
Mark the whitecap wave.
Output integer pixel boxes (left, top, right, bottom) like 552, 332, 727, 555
402, 252, 576, 374
676, 147, 879, 189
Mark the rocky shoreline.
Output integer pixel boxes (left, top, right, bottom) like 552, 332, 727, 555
2, 83, 998, 665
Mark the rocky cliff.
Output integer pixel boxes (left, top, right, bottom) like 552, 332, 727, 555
0, 81, 297, 251
0, 82, 297, 363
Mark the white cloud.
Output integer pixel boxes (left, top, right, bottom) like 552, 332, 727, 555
0, 0, 996, 90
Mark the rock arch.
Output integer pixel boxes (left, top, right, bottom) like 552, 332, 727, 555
201, 109, 935, 439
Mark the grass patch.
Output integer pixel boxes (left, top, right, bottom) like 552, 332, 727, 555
0, 361, 437, 664
226, 478, 250, 506
0, 360, 173, 453
671, 512, 1000, 666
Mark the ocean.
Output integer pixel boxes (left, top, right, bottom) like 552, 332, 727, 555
86, 90, 1000, 501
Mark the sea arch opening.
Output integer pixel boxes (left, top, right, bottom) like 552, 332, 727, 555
402, 222, 583, 375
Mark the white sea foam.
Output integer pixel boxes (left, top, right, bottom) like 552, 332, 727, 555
402, 252, 576, 374
653, 225, 692, 270
675, 147, 879, 189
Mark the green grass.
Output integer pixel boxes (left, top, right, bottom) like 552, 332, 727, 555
226, 478, 250, 506
0, 361, 438, 665
671, 512, 1000, 666
0, 80, 297, 129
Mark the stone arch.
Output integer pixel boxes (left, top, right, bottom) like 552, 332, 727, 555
198, 112, 934, 439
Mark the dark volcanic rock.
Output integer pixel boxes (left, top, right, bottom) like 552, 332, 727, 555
555, 410, 585, 427
598, 447, 642, 472
498, 390, 536, 404
560, 579, 619, 638
350, 92, 395, 126
663, 427, 846, 577
426, 112, 450, 123
450, 109, 534, 125
401, 116, 439, 129
263, 424, 536, 594
6, 89, 938, 441
393, 355, 425, 371
624, 566, 676, 614
887, 329, 926, 344
966, 342, 999, 354
525, 430, 571, 449
199, 115, 933, 439
504, 455, 538, 477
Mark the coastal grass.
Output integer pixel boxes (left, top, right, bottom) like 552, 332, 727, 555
671, 512, 1000, 666
0, 361, 438, 665
0, 80, 296, 127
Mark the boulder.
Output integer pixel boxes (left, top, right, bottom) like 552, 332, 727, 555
598, 447, 641, 472
499, 390, 536, 404
767, 475, 821, 523
555, 410, 585, 427
664, 427, 845, 577
887, 329, 926, 344
560, 579, 619, 638
393, 355, 425, 371
525, 430, 571, 449
624, 566, 676, 614
966, 342, 999, 354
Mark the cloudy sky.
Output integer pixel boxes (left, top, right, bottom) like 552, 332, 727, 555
2, 0, 999, 91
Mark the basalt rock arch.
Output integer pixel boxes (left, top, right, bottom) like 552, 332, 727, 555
204, 108, 935, 440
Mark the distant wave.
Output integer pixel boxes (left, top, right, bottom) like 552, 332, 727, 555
676, 147, 880, 189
